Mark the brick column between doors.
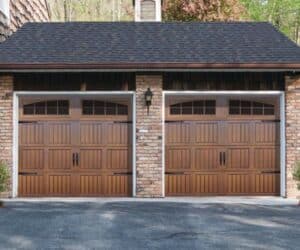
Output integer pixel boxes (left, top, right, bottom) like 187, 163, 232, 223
285, 75, 300, 198
0, 75, 14, 198
135, 74, 163, 197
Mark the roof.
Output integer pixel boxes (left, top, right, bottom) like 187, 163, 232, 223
1, 21, 300, 70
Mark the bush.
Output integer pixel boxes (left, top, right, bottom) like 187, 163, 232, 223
293, 161, 300, 191
0, 162, 9, 193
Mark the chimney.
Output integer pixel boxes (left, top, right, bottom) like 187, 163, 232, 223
134, 0, 162, 22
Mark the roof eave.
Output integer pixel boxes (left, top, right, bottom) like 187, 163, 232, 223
1, 63, 300, 71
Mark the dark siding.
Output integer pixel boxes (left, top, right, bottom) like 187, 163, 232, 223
163, 72, 285, 90
13, 73, 135, 91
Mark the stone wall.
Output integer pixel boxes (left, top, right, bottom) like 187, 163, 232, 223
0, 75, 13, 198
0, 0, 49, 41
135, 74, 163, 197
285, 75, 300, 198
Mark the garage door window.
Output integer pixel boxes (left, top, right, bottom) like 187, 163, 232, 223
170, 100, 216, 115
23, 100, 69, 115
82, 100, 128, 115
229, 100, 274, 115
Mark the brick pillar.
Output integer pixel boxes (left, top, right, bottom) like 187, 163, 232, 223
135, 74, 163, 197
285, 75, 300, 198
0, 75, 13, 198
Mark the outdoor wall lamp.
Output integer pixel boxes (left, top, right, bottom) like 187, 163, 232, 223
145, 88, 153, 115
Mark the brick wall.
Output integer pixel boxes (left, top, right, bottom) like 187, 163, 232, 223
0, 0, 49, 41
285, 75, 300, 198
136, 74, 163, 197
0, 75, 13, 198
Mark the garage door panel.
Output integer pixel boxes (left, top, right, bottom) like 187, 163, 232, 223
166, 123, 190, 144
48, 175, 71, 196
19, 123, 44, 145
80, 149, 103, 169
19, 148, 44, 170
191, 174, 220, 194
80, 175, 103, 195
48, 123, 72, 145
80, 123, 103, 145
19, 175, 45, 197
166, 148, 191, 170
194, 148, 219, 170
165, 174, 190, 195
103, 175, 132, 196
195, 122, 219, 144
48, 149, 73, 170
226, 174, 251, 194
106, 123, 131, 145
227, 148, 250, 169
253, 173, 280, 194
254, 122, 280, 145
227, 122, 251, 144
254, 147, 280, 170
106, 148, 130, 170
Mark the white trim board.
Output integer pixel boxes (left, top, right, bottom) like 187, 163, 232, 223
12, 91, 137, 198
162, 91, 286, 197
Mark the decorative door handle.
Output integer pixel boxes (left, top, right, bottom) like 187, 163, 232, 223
219, 152, 223, 166
72, 153, 76, 166
223, 152, 226, 165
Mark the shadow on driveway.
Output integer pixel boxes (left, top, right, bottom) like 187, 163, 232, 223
0, 202, 299, 249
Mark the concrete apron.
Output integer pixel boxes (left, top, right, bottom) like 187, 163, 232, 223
2, 196, 299, 206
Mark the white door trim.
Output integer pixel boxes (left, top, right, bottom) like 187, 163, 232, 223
162, 90, 285, 197
12, 91, 137, 198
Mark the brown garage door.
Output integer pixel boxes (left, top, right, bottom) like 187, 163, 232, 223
18, 97, 132, 197
165, 97, 280, 196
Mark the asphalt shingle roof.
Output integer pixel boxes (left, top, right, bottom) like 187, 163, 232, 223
0, 22, 300, 69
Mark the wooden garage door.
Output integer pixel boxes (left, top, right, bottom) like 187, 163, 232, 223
18, 97, 132, 197
165, 97, 280, 196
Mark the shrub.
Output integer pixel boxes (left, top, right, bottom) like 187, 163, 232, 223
0, 162, 9, 193
293, 161, 300, 191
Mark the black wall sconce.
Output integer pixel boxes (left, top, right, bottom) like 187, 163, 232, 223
145, 88, 153, 115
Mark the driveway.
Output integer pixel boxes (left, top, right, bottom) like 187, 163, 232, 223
0, 199, 299, 250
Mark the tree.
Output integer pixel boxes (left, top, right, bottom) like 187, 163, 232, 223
240, 0, 300, 44
163, 0, 245, 21
47, 0, 133, 22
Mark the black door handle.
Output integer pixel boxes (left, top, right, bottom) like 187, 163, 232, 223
72, 153, 76, 166
223, 152, 226, 166
219, 152, 223, 166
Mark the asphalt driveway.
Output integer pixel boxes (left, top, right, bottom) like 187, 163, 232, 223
0, 200, 299, 250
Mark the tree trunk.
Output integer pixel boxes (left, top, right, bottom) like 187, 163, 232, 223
64, 0, 69, 21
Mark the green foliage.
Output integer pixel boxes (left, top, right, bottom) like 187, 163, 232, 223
163, 0, 245, 22
293, 161, 300, 190
48, 0, 133, 22
240, 0, 300, 44
0, 162, 9, 193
